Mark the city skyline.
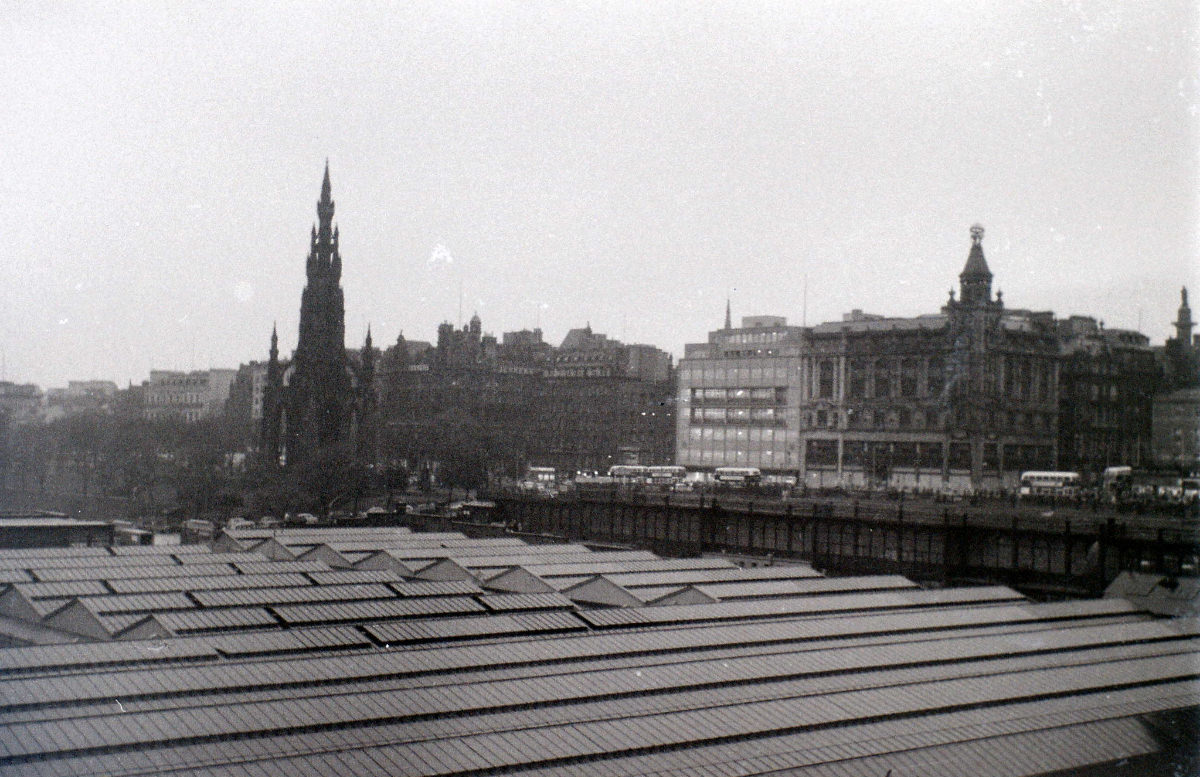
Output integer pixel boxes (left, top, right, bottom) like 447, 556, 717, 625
4, 2, 1197, 388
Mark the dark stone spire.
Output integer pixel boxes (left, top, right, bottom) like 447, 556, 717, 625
1175, 286, 1194, 343
309, 162, 339, 282
724, 298, 732, 330
959, 224, 993, 305
287, 163, 350, 464
356, 325, 378, 465
260, 323, 284, 466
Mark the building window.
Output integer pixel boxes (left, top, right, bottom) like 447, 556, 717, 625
900, 359, 918, 397
927, 357, 944, 397
806, 439, 838, 466
847, 360, 866, 399
815, 361, 832, 398
873, 360, 890, 398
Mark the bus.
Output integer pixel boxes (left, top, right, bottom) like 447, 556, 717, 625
1018, 471, 1081, 498
607, 465, 649, 485
646, 465, 687, 487
713, 467, 763, 487
521, 466, 557, 494
526, 466, 556, 482
1101, 466, 1133, 497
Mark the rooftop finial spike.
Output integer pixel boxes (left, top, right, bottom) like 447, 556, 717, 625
320, 160, 332, 203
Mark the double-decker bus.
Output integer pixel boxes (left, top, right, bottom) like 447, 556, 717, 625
607, 465, 649, 485
1101, 466, 1133, 497
1018, 471, 1081, 498
521, 466, 558, 494
646, 465, 687, 487
713, 467, 763, 487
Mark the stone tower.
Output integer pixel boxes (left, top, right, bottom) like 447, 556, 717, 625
260, 163, 376, 468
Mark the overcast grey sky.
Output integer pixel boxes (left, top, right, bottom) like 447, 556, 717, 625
4, 1, 1197, 388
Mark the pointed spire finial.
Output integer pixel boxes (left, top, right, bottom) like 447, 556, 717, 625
959, 223, 993, 304
724, 298, 732, 330
320, 160, 332, 204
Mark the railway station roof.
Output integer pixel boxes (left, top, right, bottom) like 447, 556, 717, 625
0, 526, 1193, 776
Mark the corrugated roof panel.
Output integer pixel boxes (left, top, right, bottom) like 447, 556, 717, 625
30, 563, 232, 582
572, 585, 1026, 627
21, 673, 1197, 777
108, 544, 209, 555
687, 576, 916, 601
154, 608, 278, 634
477, 592, 575, 612
36, 553, 183, 568
305, 570, 404, 586
363, 610, 586, 646
461, 551, 664, 570
294, 537, 538, 553
104, 572, 310, 595
506, 558, 740, 577
0, 595, 1156, 716
11, 581, 109, 600
389, 580, 483, 597
601, 566, 823, 588
64, 591, 196, 616
48, 680, 1196, 777
177, 553, 266, 565
0, 570, 33, 584
0, 545, 114, 558
191, 584, 397, 609
0, 638, 204, 675
225, 527, 413, 540
231, 560, 333, 575
270, 596, 484, 627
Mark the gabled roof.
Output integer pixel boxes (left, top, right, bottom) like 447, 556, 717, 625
295, 544, 354, 569
249, 537, 296, 561
482, 566, 557, 594
560, 575, 645, 608
0, 584, 45, 622
412, 558, 476, 583
645, 585, 718, 607
210, 531, 248, 553
112, 614, 173, 641
41, 599, 112, 641
350, 550, 415, 576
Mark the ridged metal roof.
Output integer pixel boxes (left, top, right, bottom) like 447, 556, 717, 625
0, 528, 1192, 777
